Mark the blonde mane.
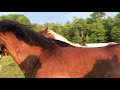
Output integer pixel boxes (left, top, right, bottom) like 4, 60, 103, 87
41, 28, 117, 48
48, 30, 83, 47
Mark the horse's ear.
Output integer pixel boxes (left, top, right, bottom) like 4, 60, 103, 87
44, 27, 48, 33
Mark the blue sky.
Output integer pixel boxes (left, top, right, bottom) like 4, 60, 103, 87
0, 12, 118, 24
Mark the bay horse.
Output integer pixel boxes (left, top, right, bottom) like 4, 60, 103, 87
0, 20, 120, 78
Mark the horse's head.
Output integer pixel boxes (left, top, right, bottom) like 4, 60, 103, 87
40, 27, 55, 39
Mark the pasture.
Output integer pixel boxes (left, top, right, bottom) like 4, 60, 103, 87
0, 56, 25, 78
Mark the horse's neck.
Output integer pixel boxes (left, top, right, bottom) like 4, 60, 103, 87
9, 41, 59, 77
1, 35, 42, 77
0, 34, 23, 64
1, 32, 62, 77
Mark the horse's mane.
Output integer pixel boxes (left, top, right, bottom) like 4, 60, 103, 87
48, 30, 71, 43
0, 20, 55, 49
48, 30, 82, 47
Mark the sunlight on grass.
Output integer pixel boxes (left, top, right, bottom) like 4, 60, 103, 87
0, 56, 25, 78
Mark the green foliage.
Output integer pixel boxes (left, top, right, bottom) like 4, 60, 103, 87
40, 12, 120, 44
0, 56, 24, 78
88, 22, 106, 43
0, 14, 31, 25
71, 17, 87, 44
111, 27, 120, 43
103, 16, 114, 42
90, 12, 106, 18
31, 23, 44, 32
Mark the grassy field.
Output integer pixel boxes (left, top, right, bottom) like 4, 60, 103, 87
0, 56, 25, 78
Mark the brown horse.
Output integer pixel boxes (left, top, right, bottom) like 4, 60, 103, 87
40, 27, 55, 39
0, 20, 120, 78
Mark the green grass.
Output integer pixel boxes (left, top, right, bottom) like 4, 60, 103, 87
0, 56, 25, 78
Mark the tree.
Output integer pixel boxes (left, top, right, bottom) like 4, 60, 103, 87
31, 23, 44, 32
71, 17, 90, 44
103, 16, 114, 42
0, 14, 31, 25
110, 12, 120, 43
114, 12, 120, 27
85, 12, 107, 43
88, 22, 106, 43
114, 12, 120, 19
90, 12, 106, 18
63, 22, 74, 41
111, 26, 120, 43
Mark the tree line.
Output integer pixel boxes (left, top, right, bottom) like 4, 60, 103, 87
0, 12, 120, 45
